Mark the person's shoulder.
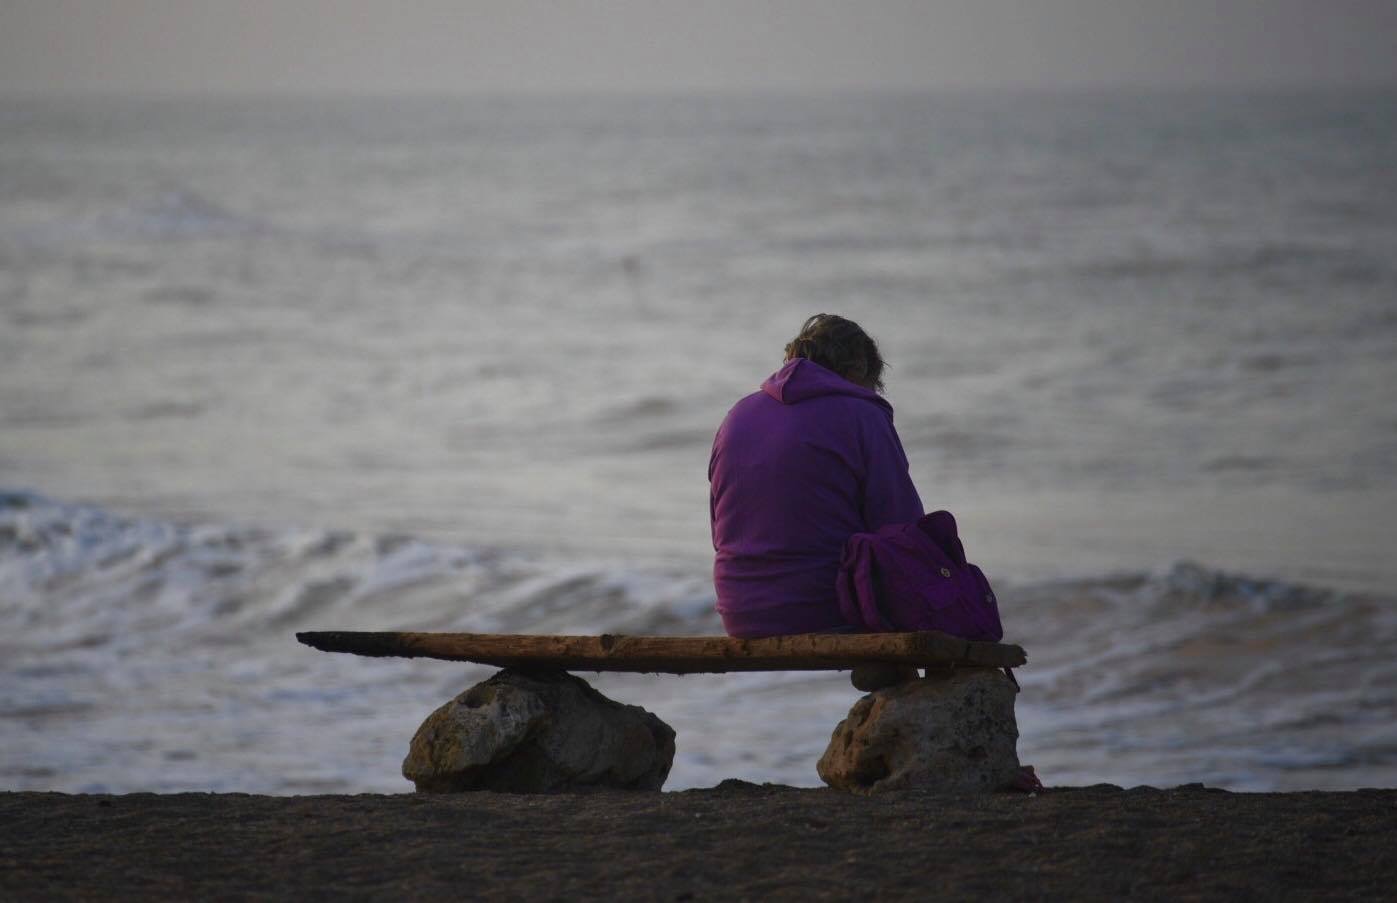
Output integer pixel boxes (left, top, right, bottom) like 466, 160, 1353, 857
724, 389, 776, 418
825, 391, 895, 422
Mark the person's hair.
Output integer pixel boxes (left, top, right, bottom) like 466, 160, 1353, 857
783, 314, 885, 392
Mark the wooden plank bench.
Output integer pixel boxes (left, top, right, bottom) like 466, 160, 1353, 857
295, 630, 1027, 673
299, 631, 1030, 791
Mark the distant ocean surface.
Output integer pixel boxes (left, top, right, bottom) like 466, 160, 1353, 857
2, 92, 1395, 793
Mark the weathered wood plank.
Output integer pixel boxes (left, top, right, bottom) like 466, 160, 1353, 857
294, 631, 1027, 672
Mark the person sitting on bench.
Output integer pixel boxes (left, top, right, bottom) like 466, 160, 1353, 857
709, 314, 925, 639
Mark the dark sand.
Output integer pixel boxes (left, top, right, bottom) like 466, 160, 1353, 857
3, 784, 1394, 900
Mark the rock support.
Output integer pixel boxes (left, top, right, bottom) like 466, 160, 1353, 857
403, 669, 675, 793
818, 668, 1021, 794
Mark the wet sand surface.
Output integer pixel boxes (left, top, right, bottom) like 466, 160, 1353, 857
2, 784, 1394, 900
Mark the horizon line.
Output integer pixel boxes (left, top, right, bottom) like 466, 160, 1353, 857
4, 80, 1396, 104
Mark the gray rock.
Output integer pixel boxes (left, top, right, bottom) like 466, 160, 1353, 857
818, 667, 1021, 794
403, 669, 675, 793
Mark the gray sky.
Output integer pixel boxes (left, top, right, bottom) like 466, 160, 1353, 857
2, 0, 1395, 96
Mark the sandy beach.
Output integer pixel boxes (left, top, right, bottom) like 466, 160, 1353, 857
3, 783, 1394, 900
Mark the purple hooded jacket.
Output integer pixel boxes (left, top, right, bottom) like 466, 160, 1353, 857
709, 358, 925, 638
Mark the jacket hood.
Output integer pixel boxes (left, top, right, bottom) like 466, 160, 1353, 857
761, 358, 893, 416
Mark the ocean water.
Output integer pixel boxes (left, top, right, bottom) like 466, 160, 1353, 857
2, 92, 1395, 793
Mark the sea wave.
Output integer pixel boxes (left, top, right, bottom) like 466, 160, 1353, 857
0, 491, 719, 650
2, 492, 1393, 793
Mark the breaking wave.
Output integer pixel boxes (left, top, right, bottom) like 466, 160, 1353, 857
2, 492, 1393, 793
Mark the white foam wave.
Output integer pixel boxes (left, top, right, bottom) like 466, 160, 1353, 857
1, 492, 1393, 793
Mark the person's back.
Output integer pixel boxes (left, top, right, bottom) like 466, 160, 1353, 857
709, 315, 924, 638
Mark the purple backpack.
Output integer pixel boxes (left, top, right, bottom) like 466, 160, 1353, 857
835, 510, 1004, 642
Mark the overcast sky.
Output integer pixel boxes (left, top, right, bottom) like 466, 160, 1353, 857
2, 0, 1395, 96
